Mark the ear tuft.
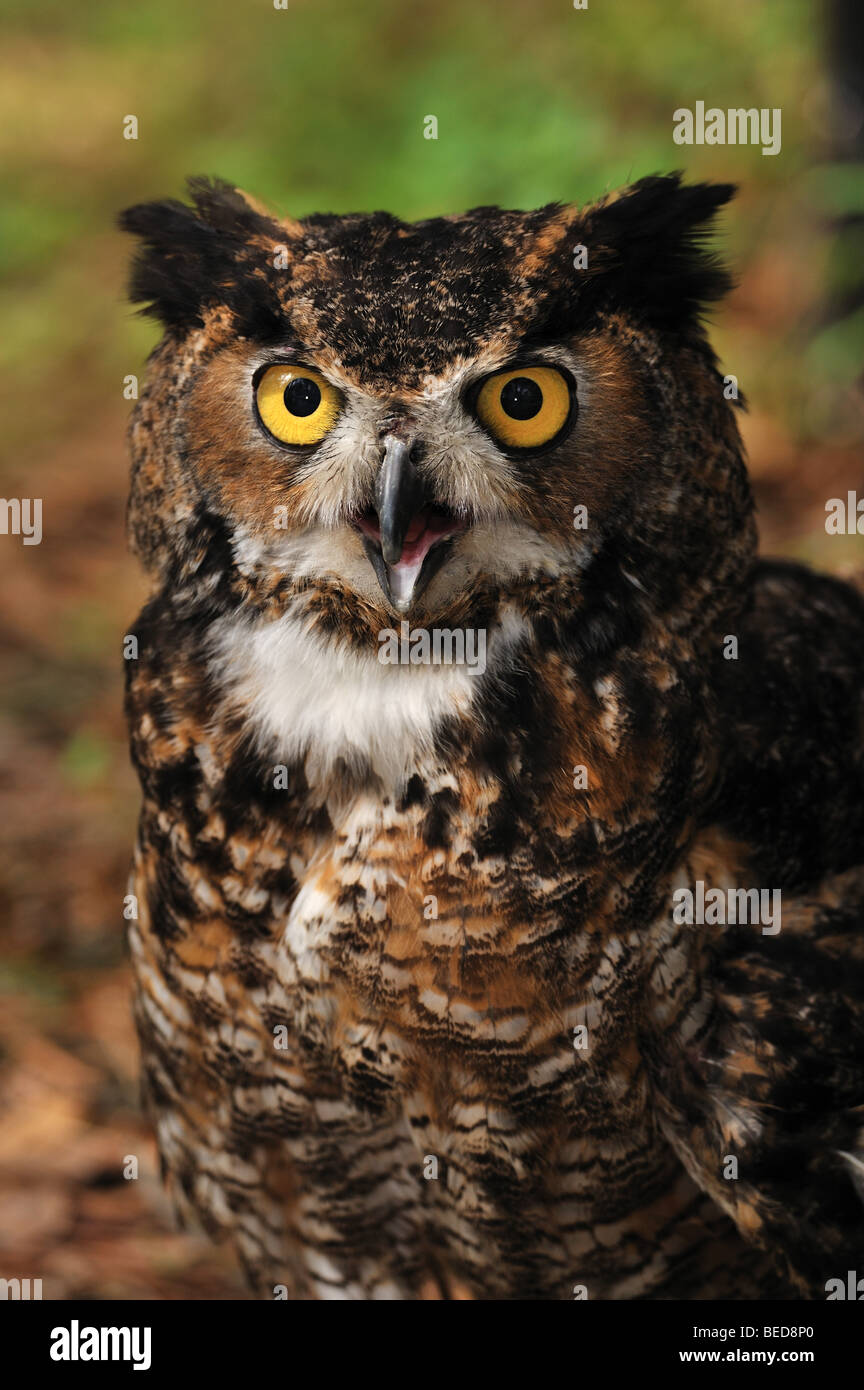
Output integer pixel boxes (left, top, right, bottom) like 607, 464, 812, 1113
118, 177, 283, 332
582, 172, 736, 331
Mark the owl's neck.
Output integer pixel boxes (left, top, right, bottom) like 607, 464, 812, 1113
203, 591, 713, 822
206, 602, 534, 794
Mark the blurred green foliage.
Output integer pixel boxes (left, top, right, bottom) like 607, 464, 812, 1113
5, 0, 859, 468
61, 729, 113, 789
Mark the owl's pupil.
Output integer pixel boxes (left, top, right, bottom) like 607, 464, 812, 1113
284, 378, 321, 417
500, 377, 543, 420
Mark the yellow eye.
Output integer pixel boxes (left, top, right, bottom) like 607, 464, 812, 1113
474, 365, 572, 450
255, 364, 341, 446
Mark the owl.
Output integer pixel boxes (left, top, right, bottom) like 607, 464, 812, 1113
120, 174, 864, 1300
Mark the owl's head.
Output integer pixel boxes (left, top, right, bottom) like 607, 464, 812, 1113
121, 175, 754, 661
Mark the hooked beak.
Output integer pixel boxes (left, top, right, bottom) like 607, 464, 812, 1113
375, 437, 425, 566
353, 434, 467, 612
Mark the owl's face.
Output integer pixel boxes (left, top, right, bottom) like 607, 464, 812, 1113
122, 176, 755, 651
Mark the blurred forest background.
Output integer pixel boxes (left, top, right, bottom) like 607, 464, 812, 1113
0, 0, 861, 1298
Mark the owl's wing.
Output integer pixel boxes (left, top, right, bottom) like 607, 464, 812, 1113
649, 865, 864, 1297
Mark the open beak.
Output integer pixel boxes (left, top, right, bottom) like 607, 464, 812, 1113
353, 435, 467, 611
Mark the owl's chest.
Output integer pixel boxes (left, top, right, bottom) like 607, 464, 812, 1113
278, 787, 655, 1146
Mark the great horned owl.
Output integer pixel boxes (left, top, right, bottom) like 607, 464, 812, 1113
120, 174, 864, 1301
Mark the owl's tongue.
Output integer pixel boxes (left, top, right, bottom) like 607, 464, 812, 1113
357, 506, 455, 604
397, 509, 453, 561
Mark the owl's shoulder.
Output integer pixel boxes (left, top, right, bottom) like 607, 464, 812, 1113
707, 557, 864, 886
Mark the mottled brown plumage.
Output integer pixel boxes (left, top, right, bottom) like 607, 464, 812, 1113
120, 175, 864, 1299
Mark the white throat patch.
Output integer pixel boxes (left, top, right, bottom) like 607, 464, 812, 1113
208, 607, 530, 790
